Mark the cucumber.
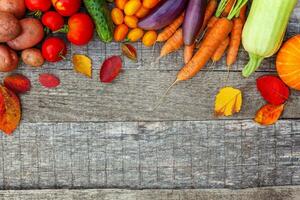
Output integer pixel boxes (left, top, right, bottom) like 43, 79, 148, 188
84, 0, 114, 43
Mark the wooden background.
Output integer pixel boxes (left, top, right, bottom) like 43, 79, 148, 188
0, 1, 299, 198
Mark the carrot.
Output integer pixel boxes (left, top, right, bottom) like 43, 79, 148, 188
177, 18, 233, 81
207, 16, 218, 29
222, 0, 236, 17
159, 28, 183, 58
211, 37, 230, 62
239, 4, 247, 23
184, 44, 195, 64
226, 18, 243, 67
153, 0, 248, 110
157, 13, 184, 42
200, 0, 218, 31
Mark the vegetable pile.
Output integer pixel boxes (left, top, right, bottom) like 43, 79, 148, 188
0, 0, 299, 135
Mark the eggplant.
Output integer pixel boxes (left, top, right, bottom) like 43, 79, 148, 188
183, 0, 207, 45
138, 0, 188, 30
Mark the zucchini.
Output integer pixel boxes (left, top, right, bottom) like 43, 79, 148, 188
242, 0, 297, 77
84, 0, 114, 43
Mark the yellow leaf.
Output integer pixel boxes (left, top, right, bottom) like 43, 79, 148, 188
72, 54, 92, 78
214, 87, 242, 116
254, 104, 284, 126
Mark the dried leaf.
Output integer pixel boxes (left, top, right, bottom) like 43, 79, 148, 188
39, 73, 60, 88
257, 75, 289, 105
100, 56, 122, 83
215, 87, 242, 116
121, 44, 137, 62
4, 74, 31, 94
254, 104, 284, 126
72, 54, 92, 78
0, 86, 21, 135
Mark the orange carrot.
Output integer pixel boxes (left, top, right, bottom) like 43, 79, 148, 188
239, 4, 247, 23
159, 28, 183, 58
211, 37, 230, 62
222, 0, 236, 17
177, 18, 233, 81
226, 18, 243, 67
157, 13, 184, 42
184, 44, 195, 64
207, 16, 219, 29
201, 0, 218, 30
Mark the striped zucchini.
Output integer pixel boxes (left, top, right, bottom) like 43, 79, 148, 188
242, 0, 297, 77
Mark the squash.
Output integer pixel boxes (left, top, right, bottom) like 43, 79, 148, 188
242, 0, 297, 77
276, 35, 300, 90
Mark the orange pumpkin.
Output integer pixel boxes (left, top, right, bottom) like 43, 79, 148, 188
276, 35, 300, 90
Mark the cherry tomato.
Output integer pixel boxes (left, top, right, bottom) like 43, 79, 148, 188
42, 37, 67, 62
65, 13, 94, 45
25, 0, 52, 12
42, 11, 64, 31
52, 0, 81, 16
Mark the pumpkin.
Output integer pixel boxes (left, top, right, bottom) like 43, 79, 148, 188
276, 35, 300, 90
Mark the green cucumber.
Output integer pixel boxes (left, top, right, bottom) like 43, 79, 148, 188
84, 0, 114, 43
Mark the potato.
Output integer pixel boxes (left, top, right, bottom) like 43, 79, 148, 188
7, 18, 44, 51
0, 0, 26, 19
21, 48, 44, 67
0, 45, 19, 72
0, 12, 21, 42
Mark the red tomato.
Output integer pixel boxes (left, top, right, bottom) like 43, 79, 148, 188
25, 0, 52, 12
42, 11, 64, 31
66, 13, 94, 46
42, 37, 67, 62
52, 0, 81, 16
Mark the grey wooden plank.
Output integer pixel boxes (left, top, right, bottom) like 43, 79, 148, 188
1, 70, 298, 123
0, 186, 300, 200
2, 130, 21, 189
0, 120, 298, 190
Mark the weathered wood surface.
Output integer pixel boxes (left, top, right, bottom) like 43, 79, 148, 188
2, 70, 298, 122
0, 186, 300, 200
1, 2, 298, 122
0, 120, 299, 189
0, 0, 299, 192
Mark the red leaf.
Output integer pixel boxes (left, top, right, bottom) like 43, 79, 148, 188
100, 56, 122, 83
4, 74, 31, 94
39, 73, 60, 88
256, 75, 289, 105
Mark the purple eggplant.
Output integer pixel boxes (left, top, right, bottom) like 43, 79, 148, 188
183, 0, 207, 45
138, 0, 188, 30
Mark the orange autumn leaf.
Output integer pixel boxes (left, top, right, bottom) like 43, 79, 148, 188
72, 54, 92, 78
254, 104, 284, 126
0, 86, 21, 135
214, 87, 242, 116
121, 43, 137, 62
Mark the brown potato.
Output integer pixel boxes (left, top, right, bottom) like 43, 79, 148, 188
21, 48, 44, 67
0, 12, 21, 42
0, 45, 18, 72
0, 0, 26, 19
7, 18, 44, 51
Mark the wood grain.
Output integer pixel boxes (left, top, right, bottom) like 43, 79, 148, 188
2, 69, 298, 122
0, 186, 299, 200
0, 120, 299, 190
0, 0, 299, 192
